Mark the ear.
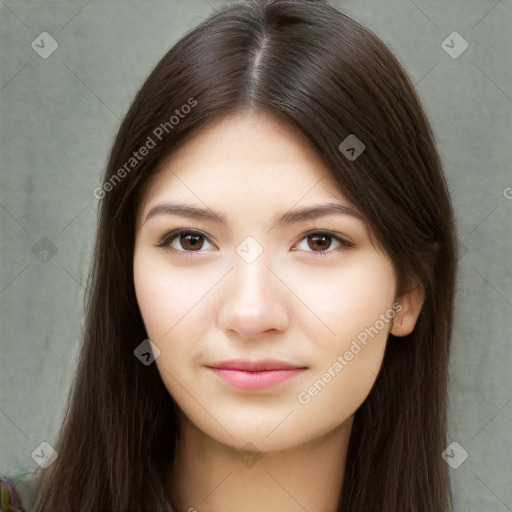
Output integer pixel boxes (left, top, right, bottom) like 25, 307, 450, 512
390, 282, 425, 337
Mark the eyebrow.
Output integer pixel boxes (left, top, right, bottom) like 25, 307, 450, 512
143, 201, 364, 228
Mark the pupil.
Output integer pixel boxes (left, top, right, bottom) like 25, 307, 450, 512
309, 234, 330, 251
182, 233, 202, 250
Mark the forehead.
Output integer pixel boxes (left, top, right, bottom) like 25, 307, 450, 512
137, 109, 348, 222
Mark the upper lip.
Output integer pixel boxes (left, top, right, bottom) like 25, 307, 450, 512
206, 359, 307, 371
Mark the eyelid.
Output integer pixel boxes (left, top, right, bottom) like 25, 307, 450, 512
156, 227, 356, 256
157, 228, 217, 253
294, 229, 356, 252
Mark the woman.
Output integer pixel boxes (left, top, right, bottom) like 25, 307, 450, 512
30, 0, 457, 510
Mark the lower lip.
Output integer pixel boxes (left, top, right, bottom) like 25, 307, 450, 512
208, 368, 304, 390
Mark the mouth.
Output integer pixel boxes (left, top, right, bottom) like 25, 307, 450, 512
206, 359, 307, 390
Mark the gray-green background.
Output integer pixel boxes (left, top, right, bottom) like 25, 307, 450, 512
1, 1, 511, 511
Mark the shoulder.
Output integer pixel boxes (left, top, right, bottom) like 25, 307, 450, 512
0, 469, 38, 512
1, 470, 176, 512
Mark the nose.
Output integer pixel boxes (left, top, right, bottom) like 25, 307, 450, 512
217, 251, 290, 340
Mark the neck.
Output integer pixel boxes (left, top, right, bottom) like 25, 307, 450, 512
167, 414, 353, 512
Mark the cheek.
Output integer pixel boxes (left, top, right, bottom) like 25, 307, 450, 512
291, 254, 396, 414
133, 250, 226, 393
286, 252, 397, 351
295, 266, 395, 422
133, 249, 216, 340
133, 260, 169, 340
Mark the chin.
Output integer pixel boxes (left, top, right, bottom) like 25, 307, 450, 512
184, 406, 341, 454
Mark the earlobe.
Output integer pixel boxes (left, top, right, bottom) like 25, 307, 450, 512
391, 282, 425, 337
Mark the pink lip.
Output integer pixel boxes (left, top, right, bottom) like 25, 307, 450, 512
207, 359, 307, 390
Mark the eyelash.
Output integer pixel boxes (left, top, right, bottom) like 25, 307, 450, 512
156, 228, 356, 258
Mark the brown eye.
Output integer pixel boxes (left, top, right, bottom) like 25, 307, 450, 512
294, 230, 355, 256
179, 232, 205, 251
158, 229, 215, 253
307, 233, 333, 252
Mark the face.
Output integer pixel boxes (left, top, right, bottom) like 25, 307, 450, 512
133, 109, 400, 452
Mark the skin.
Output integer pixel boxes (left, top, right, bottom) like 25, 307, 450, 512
133, 109, 424, 512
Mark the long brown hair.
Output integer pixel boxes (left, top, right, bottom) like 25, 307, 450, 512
33, 1, 457, 510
